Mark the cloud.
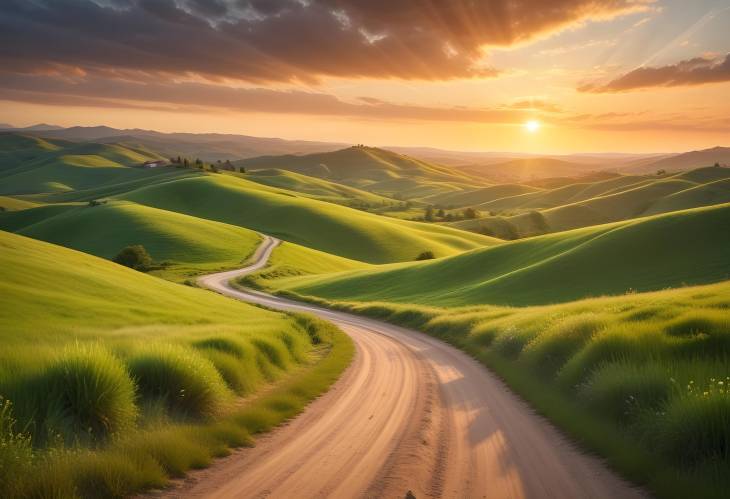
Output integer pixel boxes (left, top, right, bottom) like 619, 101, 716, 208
0, 71, 532, 123
504, 99, 563, 113
579, 53, 730, 92
0, 0, 653, 83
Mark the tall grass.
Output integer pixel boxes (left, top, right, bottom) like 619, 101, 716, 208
282, 280, 730, 499
128, 344, 231, 420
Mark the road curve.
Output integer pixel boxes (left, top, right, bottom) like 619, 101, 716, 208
176, 236, 645, 499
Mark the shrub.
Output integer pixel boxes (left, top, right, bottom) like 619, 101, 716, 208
415, 251, 435, 261
128, 344, 229, 420
39, 345, 137, 443
113, 245, 152, 271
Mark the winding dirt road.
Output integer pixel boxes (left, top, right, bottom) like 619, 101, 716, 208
174, 236, 645, 499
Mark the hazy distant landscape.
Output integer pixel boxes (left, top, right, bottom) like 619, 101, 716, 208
2, 1, 730, 498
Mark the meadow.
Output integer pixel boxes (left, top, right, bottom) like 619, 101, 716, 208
271, 281, 730, 499
0, 231, 353, 498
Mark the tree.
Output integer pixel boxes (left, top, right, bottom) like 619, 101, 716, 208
424, 205, 435, 222
714, 162, 721, 168
436, 208, 445, 218
239, 166, 246, 173
113, 245, 152, 271
183, 158, 189, 168
657, 169, 666, 176
415, 251, 435, 260
463, 207, 479, 219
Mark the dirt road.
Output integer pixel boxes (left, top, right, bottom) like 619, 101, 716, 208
180, 236, 645, 498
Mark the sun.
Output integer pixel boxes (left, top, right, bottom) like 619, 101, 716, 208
524, 120, 540, 133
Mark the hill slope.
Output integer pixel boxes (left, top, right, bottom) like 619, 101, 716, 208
235, 146, 481, 198
0, 201, 262, 278
275, 203, 730, 306
121, 174, 499, 263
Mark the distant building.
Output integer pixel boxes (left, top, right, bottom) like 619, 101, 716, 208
142, 160, 168, 168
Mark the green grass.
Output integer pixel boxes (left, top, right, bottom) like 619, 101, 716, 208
244, 168, 396, 206
0, 200, 263, 281
460, 166, 730, 238
236, 145, 481, 198
278, 281, 730, 499
121, 174, 499, 263
273, 203, 730, 306
0, 195, 41, 211
0, 230, 353, 498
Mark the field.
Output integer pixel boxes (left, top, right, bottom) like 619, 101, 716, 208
267, 278, 730, 499
259, 203, 730, 306
121, 174, 499, 263
0, 231, 353, 498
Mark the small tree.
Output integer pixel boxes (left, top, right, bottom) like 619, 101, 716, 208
238, 166, 246, 173
714, 162, 721, 168
424, 205, 435, 222
436, 208, 445, 218
463, 207, 479, 219
415, 251, 435, 261
656, 169, 666, 176
113, 245, 152, 271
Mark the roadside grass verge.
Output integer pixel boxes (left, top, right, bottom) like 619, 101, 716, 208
0, 315, 353, 499
0, 232, 353, 498
272, 281, 730, 499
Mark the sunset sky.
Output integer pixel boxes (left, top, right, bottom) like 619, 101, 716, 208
1, 0, 729, 153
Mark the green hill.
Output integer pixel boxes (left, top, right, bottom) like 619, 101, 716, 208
421, 183, 542, 207
274, 203, 730, 306
244, 168, 396, 206
0, 134, 180, 195
121, 174, 499, 263
0, 201, 262, 279
235, 146, 481, 198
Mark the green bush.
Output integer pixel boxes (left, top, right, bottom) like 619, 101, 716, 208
128, 344, 230, 419
415, 251, 435, 260
0, 398, 33, 498
113, 245, 152, 271
40, 345, 138, 443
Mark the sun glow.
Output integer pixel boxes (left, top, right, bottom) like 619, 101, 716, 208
524, 120, 540, 133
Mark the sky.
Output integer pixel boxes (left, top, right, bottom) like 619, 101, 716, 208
1, 0, 729, 153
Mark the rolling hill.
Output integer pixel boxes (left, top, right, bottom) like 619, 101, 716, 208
243, 168, 396, 206
453, 158, 596, 182
235, 146, 482, 198
120, 174, 499, 263
620, 146, 730, 174
270, 203, 730, 307
0, 200, 263, 279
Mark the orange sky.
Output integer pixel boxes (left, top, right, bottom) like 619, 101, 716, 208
1, 0, 729, 153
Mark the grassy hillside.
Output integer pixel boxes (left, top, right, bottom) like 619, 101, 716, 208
621, 146, 730, 174
0, 230, 352, 498
244, 168, 396, 206
0, 133, 184, 196
0, 195, 41, 211
0, 200, 262, 280
296, 281, 730, 499
270, 203, 730, 306
421, 183, 541, 207
236, 146, 481, 198
447, 167, 730, 239
121, 174, 499, 263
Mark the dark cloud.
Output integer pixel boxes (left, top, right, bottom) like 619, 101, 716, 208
580, 53, 730, 92
0, 72, 530, 123
0, 0, 652, 83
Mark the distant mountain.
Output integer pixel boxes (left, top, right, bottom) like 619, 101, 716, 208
25, 126, 347, 161
621, 146, 730, 174
0, 123, 65, 132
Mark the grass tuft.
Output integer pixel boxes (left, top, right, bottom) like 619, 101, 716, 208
128, 344, 230, 420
